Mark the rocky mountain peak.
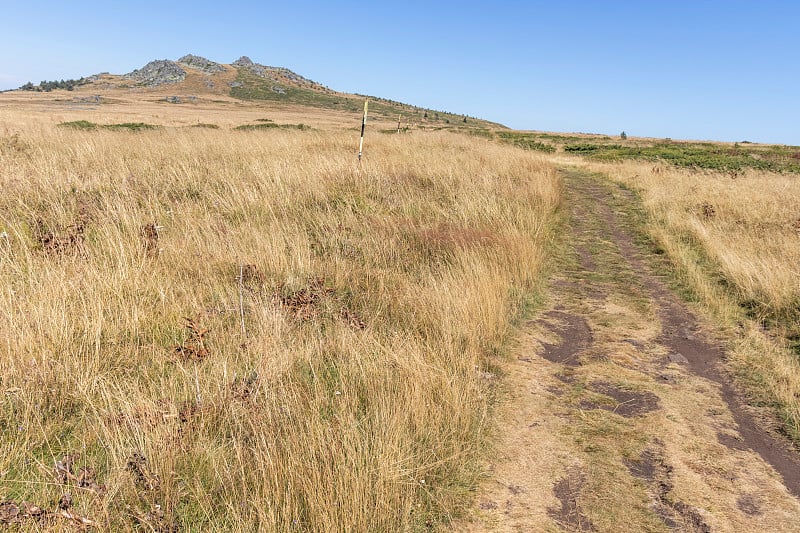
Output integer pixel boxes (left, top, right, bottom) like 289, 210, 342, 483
124, 60, 186, 87
177, 55, 226, 74
232, 56, 254, 67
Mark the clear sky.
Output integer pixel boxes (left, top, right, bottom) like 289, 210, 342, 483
2, 1, 798, 144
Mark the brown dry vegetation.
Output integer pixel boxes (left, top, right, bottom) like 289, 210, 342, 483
574, 158, 800, 440
0, 88, 353, 131
0, 121, 560, 529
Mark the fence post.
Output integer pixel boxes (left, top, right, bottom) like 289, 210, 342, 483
358, 99, 369, 163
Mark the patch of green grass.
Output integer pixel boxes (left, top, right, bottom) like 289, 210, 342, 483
58, 120, 98, 130
564, 143, 620, 153
234, 122, 279, 130
542, 134, 584, 143
498, 131, 556, 154
191, 123, 220, 129
459, 128, 495, 139
58, 121, 160, 132
497, 132, 556, 153
233, 123, 311, 131
563, 141, 800, 173
104, 122, 160, 132
499, 131, 800, 173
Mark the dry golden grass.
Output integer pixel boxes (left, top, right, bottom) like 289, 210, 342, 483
0, 121, 559, 529
576, 158, 800, 438
0, 88, 366, 131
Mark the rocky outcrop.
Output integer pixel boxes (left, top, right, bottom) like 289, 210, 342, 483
122, 55, 320, 90
232, 56, 254, 67
178, 55, 226, 74
232, 57, 319, 88
124, 60, 186, 87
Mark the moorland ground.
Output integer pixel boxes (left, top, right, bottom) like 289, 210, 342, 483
0, 95, 559, 530
1, 87, 799, 531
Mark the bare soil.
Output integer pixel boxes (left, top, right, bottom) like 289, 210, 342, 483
549, 467, 596, 531
457, 169, 800, 532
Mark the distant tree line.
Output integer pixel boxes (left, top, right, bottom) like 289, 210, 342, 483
19, 78, 89, 92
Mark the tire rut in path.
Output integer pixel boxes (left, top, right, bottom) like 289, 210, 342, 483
567, 171, 800, 498
459, 168, 800, 532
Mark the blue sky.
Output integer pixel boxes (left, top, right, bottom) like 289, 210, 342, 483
2, 1, 799, 144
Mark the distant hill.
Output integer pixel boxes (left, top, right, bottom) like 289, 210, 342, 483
16, 54, 504, 129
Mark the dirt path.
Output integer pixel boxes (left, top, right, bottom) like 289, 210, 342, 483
457, 169, 800, 532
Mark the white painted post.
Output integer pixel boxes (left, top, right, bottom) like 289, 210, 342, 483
358, 99, 369, 163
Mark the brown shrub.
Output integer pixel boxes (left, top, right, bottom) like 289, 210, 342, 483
173, 316, 210, 361
141, 223, 160, 256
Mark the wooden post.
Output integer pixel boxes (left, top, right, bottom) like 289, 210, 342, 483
238, 264, 246, 336
358, 99, 369, 163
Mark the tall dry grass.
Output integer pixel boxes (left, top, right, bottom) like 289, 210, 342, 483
0, 125, 560, 530
579, 158, 800, 438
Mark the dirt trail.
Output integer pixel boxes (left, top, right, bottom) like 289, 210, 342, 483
458, 169, 800, 532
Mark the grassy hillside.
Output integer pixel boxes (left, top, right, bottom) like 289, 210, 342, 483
229, 66, 500, 128
0, 124, 559, 530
